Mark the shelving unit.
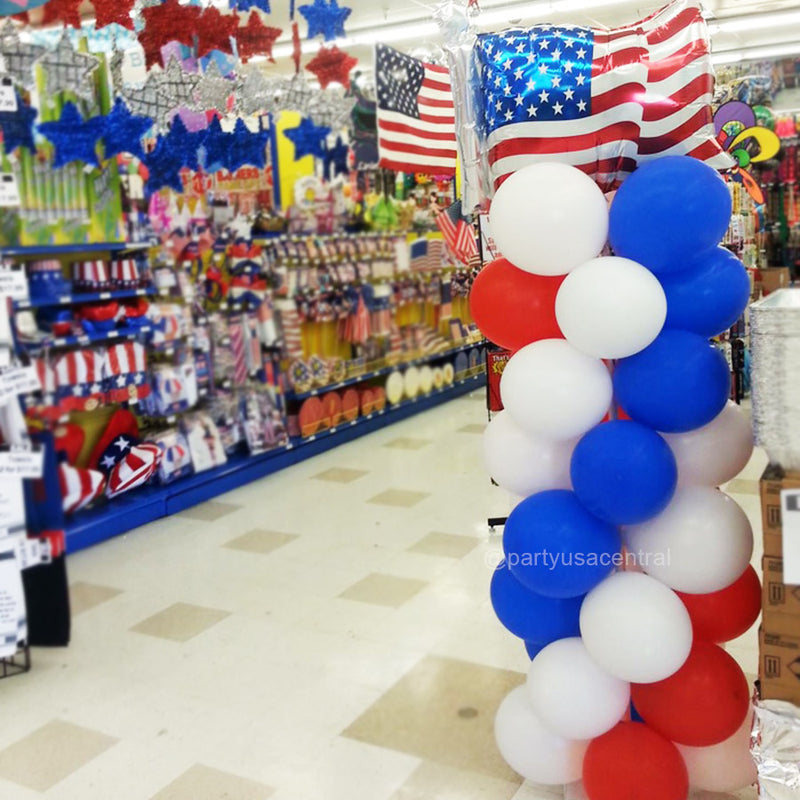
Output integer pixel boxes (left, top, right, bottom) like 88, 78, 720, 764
14, 287, 155, 311
21, 325, 154, 352
2, 242, 150, 258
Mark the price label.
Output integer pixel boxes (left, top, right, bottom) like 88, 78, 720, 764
0, 267, 27, 300
1, 366, 41, 396
0, 447, 43, 479
0, 174, 20, 208
0, 83, 17, 113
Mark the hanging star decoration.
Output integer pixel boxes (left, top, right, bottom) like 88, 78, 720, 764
0, 20, 44, 90
307, 87, 355, 130
38, 101, 105, 169
298, 0, 351, 41
235, 12, 282, 64
234, 65, 279, 116
165, 114, 204, 172
109, 47, 125, 94
101, 97, 152, 161
124, 73, 175, 132
195, 6, 238, 58
201, 115, 232, 172
143, 133, 186, 195
231, 0, 270, 12
39, 0, 84, 29
36, 32, 100, 100
322, 135, 349, 179
153, 58, 200, 110
193, 61, 232, 114
305, 45, 357, 89
139, 0, 200, 69
273, 74, 315, 114
227, 117, 270, 171
91, 0, 135, 30
283, 116, 330, 161
0, 92, 37, 153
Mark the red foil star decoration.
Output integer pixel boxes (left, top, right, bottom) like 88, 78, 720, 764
40, 0, 84, 28
305, 45, 357, 89
291, 21, 301, 74
92, 0, 135, 30
236, 12, 282, 64
195, 7, 238, 58
140, 0, 200, 69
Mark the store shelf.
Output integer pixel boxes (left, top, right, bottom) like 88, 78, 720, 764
1, 242, 150, 258
287, 341, 486, 401
64, 371, 486, 553
14, 287, 155, 310
22, 325, 153, 352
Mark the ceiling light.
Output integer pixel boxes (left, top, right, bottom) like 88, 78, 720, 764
708, 9, 800, 35
711, 40, 800, 65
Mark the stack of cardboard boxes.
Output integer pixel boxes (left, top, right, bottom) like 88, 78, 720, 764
759, 465, 800, 704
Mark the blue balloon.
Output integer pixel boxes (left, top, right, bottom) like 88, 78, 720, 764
609, 156, 732, 275
614, 329, 730, 433
503, 490, 621, 598
490, 561, 584, 642
525, 640, 545, 660
661, 246, 751, 338
571, 420, 677, 525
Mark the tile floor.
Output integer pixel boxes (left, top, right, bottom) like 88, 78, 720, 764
0, 391, 765, 799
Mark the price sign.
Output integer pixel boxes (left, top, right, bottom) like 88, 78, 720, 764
0, 366, 40, 396
0, 446, 43, 479
0, 174, 20, 208
0, 82, 17, 113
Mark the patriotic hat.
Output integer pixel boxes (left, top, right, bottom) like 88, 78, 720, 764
59, 463, 106, 515
148, 430, 193, 485
109, 258, 141, 289
27, 260, 72, 299
54, 423, 85, 466
88, 407, 140, 470
105, 341, 151, 404
72, 260, 111, 291
54, 348, 107, 412
77, 301, 119, 333
121, 297, 151, 329
106, 443, 162, 498
228, 239, 262, 274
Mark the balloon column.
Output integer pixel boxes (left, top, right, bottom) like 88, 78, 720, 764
474, 157, 759, 798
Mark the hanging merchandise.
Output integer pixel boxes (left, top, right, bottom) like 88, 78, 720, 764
194, 6, 238, 59
193, 62, 233, 114
283, 116, 331, 161
235, 11, 282, 64
298, 0, 351, 41
154, 58, 201, 113
0, 94, 38, 153
92, 0, 136, 30
37, 32, 100, 100
37, 0, 83, 29
101, 98, 153, 161
305, 45, 358, 90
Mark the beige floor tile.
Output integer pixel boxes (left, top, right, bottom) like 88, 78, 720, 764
150, 764, 274, 800
70, 582, 123, 616
0, 720, 117, 792
130, 602, 230, 643
369, 489, 430, 508
223, 529, 299, 555
383, 437, 433, 451
391, 760, 520, 800
178, 501, 240, 522
457, 424, 486, 434
408, 533, 479, 560
725, 478, 759, 495
339, 573, 428, 608
313, 467, 369, 483
343, 655, 525, 782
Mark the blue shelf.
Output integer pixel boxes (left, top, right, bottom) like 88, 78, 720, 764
15, 287, 155, 311
1, 242, 150, 258
64, 371, 485, 553
288, 341, 486, 401
23, 325, 153, 352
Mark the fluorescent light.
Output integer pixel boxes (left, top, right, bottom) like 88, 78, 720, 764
711, 40, 800, 65
708, 9, 800, 35
478, 0, 628, 27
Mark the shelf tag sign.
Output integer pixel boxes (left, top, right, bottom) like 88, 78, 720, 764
1, 365, 40, 396
0, 80, 16, 113
0, 174, 20, 208
0, 446, 43, 479
780, 490, 800, 584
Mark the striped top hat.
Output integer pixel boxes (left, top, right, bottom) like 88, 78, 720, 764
106, 442, 162, 498
109, 258, 141, 289
105, 341, 150, 403
54, 348, 107, 411
58, 463, 106, 515
72, 260, 111, 291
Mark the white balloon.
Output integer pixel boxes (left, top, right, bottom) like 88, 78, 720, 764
580, 571, 692, 683
624, 487, 753, 594
526, 637, 630, 740
500, 339, 613, 441
555, 257, 667, 359
662, 401, 754, 488
495, 686, 588, 785
489, 163, 609, 275
677, 708, 757, 792
483, 411, 576, 497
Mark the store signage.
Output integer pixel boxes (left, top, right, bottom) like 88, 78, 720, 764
0, 174, 20, 208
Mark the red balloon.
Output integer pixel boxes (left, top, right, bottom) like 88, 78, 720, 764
631, 641, 750, 746
469, 258, 564, 350
583, 721, 689, 800
677, 566, 761, 643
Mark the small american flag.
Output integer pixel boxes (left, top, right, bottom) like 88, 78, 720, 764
410, 239, 446, 272
435, 200, 478, 266
375, 43, 457, 175
476, 0, 730, 192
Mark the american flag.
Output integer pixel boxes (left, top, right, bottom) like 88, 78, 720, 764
410, 238, 447, 272
435, 200, 479, 266
476, 0, 731, 192
375, 43, 457, 175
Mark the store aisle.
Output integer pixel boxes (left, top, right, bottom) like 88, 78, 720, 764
0, 392, 763, 800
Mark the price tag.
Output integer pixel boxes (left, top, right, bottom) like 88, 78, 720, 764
0, 366, 40, 396
0, 174, 20, 208
0, 82, 17, 113
0, 267, 27, 300
781, 490, 800, 585
0, 447, 44, 479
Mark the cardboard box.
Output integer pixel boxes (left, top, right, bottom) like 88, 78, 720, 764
760, 613, 800, 705
760, 267, 791, 296
759, 465, 800, 557
763, 556, 800, 617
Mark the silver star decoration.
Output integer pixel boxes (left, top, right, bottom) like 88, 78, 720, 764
0, 20, 44, 90
124, 73, 174, 132
109, 49, 125, 94
307, 89, 356, 131
192, 62, 232, 114
154, 58, 200, 110
272, 75, 315, 115
234, 65, 279, 117
36, 32, 100, 100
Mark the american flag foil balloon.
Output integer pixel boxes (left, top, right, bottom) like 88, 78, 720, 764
442, 0, 733, 206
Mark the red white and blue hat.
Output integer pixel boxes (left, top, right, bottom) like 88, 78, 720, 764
109, 258, 141, 289
72, 260, 111, 291
27, 260, 72, 299
105, 341, 151, 403
106, 442, 161, 498
58, 463, 106, 515
54, 348, 107, 412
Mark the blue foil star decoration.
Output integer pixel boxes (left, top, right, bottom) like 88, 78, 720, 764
231, 0, 270, 12
101, 98, 153, 161
298, 0, 351, 41
283, 116, 330, 161
0, 92, 37, 153
227, 118, 270, 172
144, 134, 186, 195
200, 115, 232, 172
37, 102, 105, 169
323, 135, 349, 180
166, 115, 204, 172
